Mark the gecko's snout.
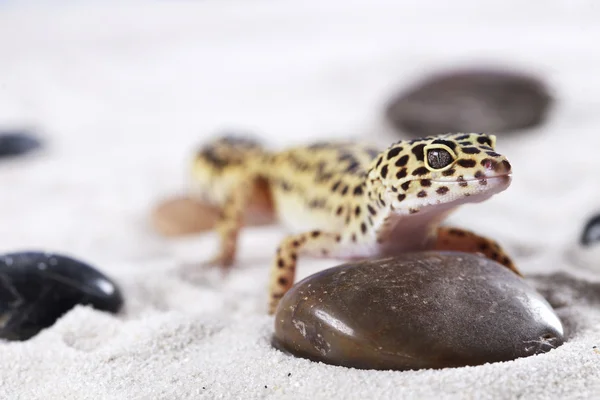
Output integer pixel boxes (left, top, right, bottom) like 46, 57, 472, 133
483, 158, 512, 176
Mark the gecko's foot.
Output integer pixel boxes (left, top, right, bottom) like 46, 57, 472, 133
268, 292, 285, 315
176, 255, 234, 284
202, 253, 235, 269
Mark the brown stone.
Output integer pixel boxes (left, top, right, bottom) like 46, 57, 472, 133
385, 68, 553, 137
273, 251, 564, 371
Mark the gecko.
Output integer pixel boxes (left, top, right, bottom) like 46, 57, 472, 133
191, 132, 520, 314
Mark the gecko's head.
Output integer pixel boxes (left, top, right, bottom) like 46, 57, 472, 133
367, 133, 512, 215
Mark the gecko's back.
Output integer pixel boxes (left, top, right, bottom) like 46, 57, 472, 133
191, 135, 267, 206
259, 141, 382, 233
192, 136, 382, 233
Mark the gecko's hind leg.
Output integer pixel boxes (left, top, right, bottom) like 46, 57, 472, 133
197, 174, 275, 269
155, 180, 275, 238
204, 180, 255, 269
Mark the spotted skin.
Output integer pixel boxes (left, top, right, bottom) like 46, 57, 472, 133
268, 230, 347, 311
434, 227, 517, 271
192, 133, 520, 314
207, 179, 253, 267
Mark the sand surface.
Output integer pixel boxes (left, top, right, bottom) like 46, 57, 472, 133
1, 1, 600, 399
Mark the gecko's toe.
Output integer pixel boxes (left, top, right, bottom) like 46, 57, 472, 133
201, 253, 235, 268
176, 258, 234, 284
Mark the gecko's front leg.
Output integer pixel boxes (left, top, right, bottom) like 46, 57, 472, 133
434, 226, 522, 276
268, 230, 355, 314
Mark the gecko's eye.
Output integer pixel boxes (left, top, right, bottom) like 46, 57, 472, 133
425, 147, 455, 170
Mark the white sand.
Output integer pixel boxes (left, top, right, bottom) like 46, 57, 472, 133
1, 1, 600, 398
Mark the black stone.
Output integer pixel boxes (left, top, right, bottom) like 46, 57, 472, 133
580, 213, 600, 246
0, 130, 42, 158
273, 251, 564, 371
0, 252, 123, 341
385, 69, 553, 137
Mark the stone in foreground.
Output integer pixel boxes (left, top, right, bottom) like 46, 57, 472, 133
273, 251, 564, 370
385, 69, 553, 137
0, 252, 123, 341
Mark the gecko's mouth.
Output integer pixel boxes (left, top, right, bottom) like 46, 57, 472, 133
424, 173, 512, 207
431, 173, 512, 185
391, 173, 512, 215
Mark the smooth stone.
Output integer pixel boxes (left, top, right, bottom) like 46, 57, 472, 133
384, 68, 553, 137
152, 194, 274, 237
273, 251, 564, 371
580, 213, 600, 246
0, 252, 123, 341
0, 131, 42, 158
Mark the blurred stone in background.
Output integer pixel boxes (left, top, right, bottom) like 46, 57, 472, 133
565, 212, 600, 272
0, 130, 42, 159
384, 68, 553, 137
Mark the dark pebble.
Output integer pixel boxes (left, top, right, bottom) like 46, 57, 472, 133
580, 213, 600, 246
385, 69, 553, 137
0, 252, 123, 341
0, 130, 42, 158
273, 251, 564, 371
